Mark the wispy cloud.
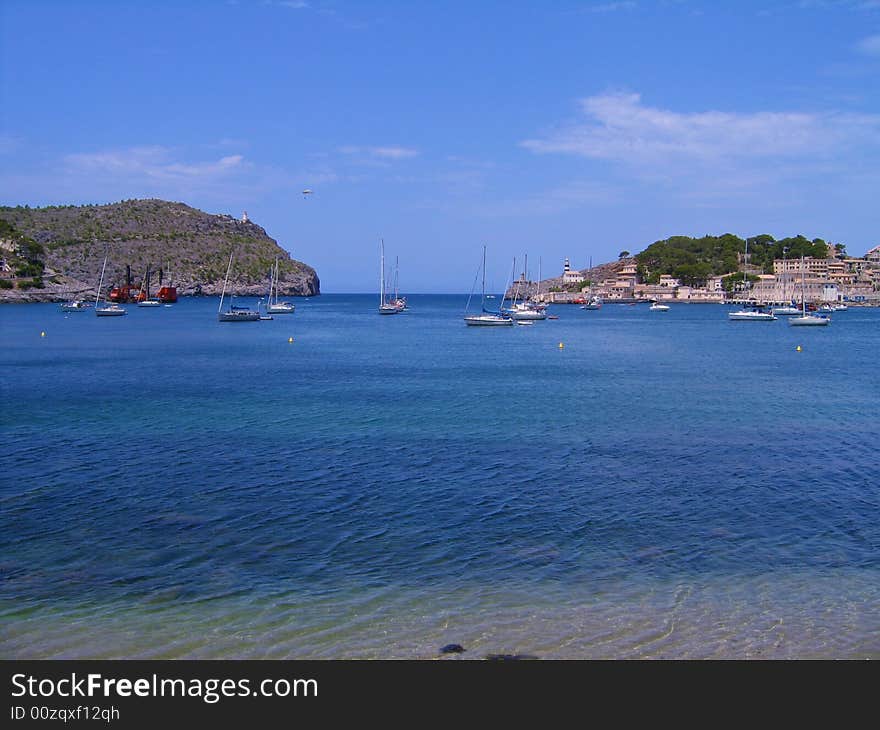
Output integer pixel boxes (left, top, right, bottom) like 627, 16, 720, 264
338, 145, 419, 160
336, 145, 420, 168
587, 1, 637, 12
521, 91, 880, 165
797, 0, 880, 10
0, 133, 21, 155
64, 146, 247, 181
277, 0, 310, 8
855, 33, 880, 55
477, 180, 620, 217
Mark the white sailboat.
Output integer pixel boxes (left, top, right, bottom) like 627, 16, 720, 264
378, 239, 400, 315
789, 256, 830, 327
267, 257, 295, 314
94, 253, 126, 317
772, 247, 800, 315
136, 265, 161, 307
218, 250, 260, 322
464, 246, 513, 326
391, 256, 407, 311
505, 255, 546, 320
728, 238, 776, 321
649, 300, 670, 311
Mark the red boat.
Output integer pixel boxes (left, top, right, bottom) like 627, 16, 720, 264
156, 267, 177, 302
108, 265, 139, 302
157, 285, 177, 303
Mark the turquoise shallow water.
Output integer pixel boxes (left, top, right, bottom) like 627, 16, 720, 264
1, 295, 878, 658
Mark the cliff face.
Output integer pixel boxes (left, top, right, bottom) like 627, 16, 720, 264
0, 199, 319, 302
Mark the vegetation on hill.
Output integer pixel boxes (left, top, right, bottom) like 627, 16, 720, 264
635, 234, 831, 287
0, 199, 319, 300
0, 218, 47, 289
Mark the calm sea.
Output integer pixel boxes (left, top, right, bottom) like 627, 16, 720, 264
1, 295, 878, 659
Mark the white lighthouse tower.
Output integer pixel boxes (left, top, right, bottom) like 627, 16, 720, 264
241, 211, 249, 223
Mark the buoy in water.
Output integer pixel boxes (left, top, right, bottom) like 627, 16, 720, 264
40, 331, 46, 337
558, 342, 564, 349
288, 337, 294, 343
796, 345, 802, 352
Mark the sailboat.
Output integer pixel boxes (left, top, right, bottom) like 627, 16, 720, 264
772, 247, 800, 316
217, 250, 260, 322
136, 265, 161, 307
649, 300, 670, 311
506, 254, 547, 321
789, 256, 830, 327
464, 246, 513, 326
267, 257, 295, 314
391, 256, 407, 311
728, 238, 776, 321
378, 239, 400, 314
94, 253, 126, 316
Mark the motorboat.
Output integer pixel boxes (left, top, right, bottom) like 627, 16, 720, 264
728, 308, 776, 321
60, 299, 91, 312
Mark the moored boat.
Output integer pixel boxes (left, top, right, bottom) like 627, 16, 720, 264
217, 250, 259, 322
60, 299, 91, 312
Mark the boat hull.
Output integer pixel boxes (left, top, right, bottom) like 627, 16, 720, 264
728, 311, 776, 321
464, 315, 513, 326
789, 316, 831, 326
95, 306, 126, 317
509, 310, 547, 320
218, 311, 260, 322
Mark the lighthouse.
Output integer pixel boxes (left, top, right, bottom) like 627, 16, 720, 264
241, 211, 249, 223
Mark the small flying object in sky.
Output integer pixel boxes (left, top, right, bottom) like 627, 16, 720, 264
302, 189, 313, 198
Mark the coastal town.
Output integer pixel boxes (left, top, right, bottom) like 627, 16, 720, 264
525, 246, 880, 306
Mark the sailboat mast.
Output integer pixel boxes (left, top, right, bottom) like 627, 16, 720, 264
96, 254, 108, 305
538, 257, 542, 300
801, 255, 806, 314
380, 239, 385, 306
219, 250, 233, 313
481, 245, 487, 311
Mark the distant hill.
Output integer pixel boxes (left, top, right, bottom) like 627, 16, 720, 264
0, 199, 319, 301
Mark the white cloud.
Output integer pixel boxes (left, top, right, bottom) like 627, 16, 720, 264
277, 1, 309, 8
855, 33, 880, 55
521, 92, 880, 165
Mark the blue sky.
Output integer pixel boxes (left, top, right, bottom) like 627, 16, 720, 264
1, 0, 879, 292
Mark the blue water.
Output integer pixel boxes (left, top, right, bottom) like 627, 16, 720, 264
1, 296, 878, 658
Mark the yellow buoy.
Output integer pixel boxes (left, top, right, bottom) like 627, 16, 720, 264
288, 337, 294, 343
558, 342, 564, 349
40, 331, 46, 337
796, 345, 802, 352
